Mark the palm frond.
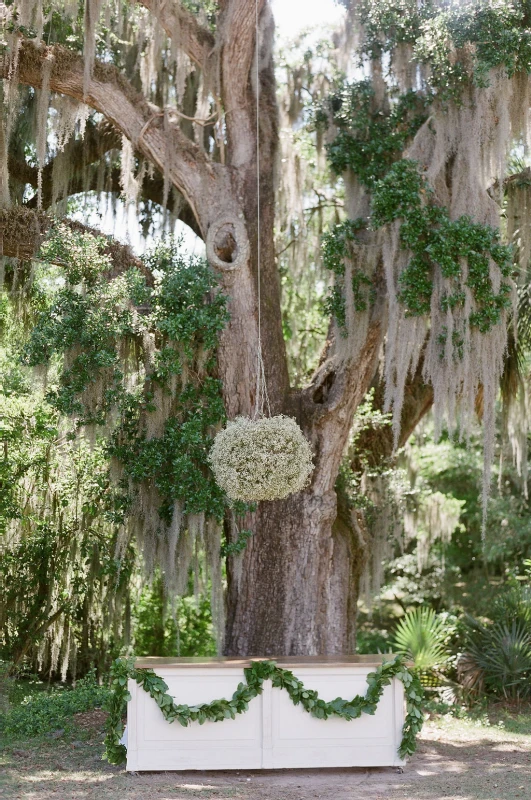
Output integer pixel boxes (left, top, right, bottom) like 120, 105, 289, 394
392, 607, 450, 672
459, 614, 531, 700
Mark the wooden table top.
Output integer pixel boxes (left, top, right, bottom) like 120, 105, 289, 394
133, 654, 398, 668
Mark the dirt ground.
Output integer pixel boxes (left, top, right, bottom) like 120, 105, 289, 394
1, 710, 530, 800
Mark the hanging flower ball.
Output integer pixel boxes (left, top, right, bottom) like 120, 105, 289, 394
209, 415, 314, 502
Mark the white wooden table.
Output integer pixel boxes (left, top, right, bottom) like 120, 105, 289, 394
126, 656, 405, 771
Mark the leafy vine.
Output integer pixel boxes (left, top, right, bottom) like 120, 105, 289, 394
322, 219, 373, 335
221, 527, 254, 557
321, 82, 430, 188
318, 2, 527, 335
358, 1, 531, 101
23, 229, 235, 523
103, 655, 424, 766
371, 160, 514, 335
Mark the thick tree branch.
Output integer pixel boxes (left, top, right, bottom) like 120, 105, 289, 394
10, 118, 120, 207
10, 123, 202, 237
0, 206, 152, 284
0, 39, 233, 235
137, 0, 215, 70
219, 0, 267, 168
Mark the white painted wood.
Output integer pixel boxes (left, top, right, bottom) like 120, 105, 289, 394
126, 657, 406, 772
125, 678, 138, 771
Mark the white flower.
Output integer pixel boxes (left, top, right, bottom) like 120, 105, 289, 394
209, 415, 314, 501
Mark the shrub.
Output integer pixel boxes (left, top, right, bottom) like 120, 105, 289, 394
0, 672, 109, 738
133, 577, 216, 657
458, 581, 531, 702
392, 607, 453, 672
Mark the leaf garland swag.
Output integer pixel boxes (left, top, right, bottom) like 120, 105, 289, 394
103, 656, 424, 765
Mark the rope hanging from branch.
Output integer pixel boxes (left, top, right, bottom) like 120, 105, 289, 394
209, 0, 314, 503
253, 0, 270, 421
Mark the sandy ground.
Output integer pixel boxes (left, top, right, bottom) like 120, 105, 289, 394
1, 710, 530, 800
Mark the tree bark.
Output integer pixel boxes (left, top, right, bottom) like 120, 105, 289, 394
225, 296, 386, 655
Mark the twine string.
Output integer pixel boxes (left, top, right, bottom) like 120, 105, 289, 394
253, 0, 271, 420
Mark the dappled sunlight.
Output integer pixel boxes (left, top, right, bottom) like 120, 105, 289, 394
19, 770, 115, 784
178, 784, 223, 791
3, 719, 530, 800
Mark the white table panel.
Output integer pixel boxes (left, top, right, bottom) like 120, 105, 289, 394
126, 657, 406, 771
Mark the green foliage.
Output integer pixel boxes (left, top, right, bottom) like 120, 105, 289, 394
24, 228, 146, 421
24, 231, 229, 522
39, 226, 113, 287
492, 581, 531, 630
0, 672, 109, 738
319, 4, 525, 339
0, 389, 132, 671
372, 160, 514, 333
461, 617, 531, 701
322, 219, 372, 332
406, 436, 531, 579
356, 628, 392, 655
357, 1, 531, 99
109, 377, 227, 521
103, 656, 424, 765
459, 571, 531, 700
220, 528, 254, 557
393, 607, 452, 672
324, 81, 429, 187
106, 238, 229, 518
145, 240, 229, 358
1, 229, 232, 675
133, 576, 216, 658
384, 554, 454, 610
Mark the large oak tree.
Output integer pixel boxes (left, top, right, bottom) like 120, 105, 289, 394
1, 0, 527, 658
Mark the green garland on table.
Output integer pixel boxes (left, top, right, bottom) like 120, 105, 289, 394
103, 655, 424, 766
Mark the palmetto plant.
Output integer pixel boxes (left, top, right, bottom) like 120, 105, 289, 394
392, 607, 451, 672
492, 585, 531, 629
459, 612, 531, 701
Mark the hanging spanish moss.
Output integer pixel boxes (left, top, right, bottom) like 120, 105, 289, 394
358, 471, 405, 610
52, 94, 82, 152
275, 33, 343, 384
205, 517, 224, 653
357, 437, 463, 609
404, 491, 462, 573
501, 373, 529, 498
0, 392, 133, 679
374, 70, 527, 527
2, 0, 213, 247
0, 85, 9, 208
120, 135, 140, 206
84, 0, 103, 97
35, 55, 52, 208
13, 228, 231, 658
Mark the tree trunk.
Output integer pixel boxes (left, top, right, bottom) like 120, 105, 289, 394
224, 299, 386, 655
225, 484, 372, 656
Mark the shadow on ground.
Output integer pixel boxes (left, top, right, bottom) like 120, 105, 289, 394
1, 712, 530, 800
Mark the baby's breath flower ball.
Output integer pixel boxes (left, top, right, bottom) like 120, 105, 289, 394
209, 415, 314, 502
